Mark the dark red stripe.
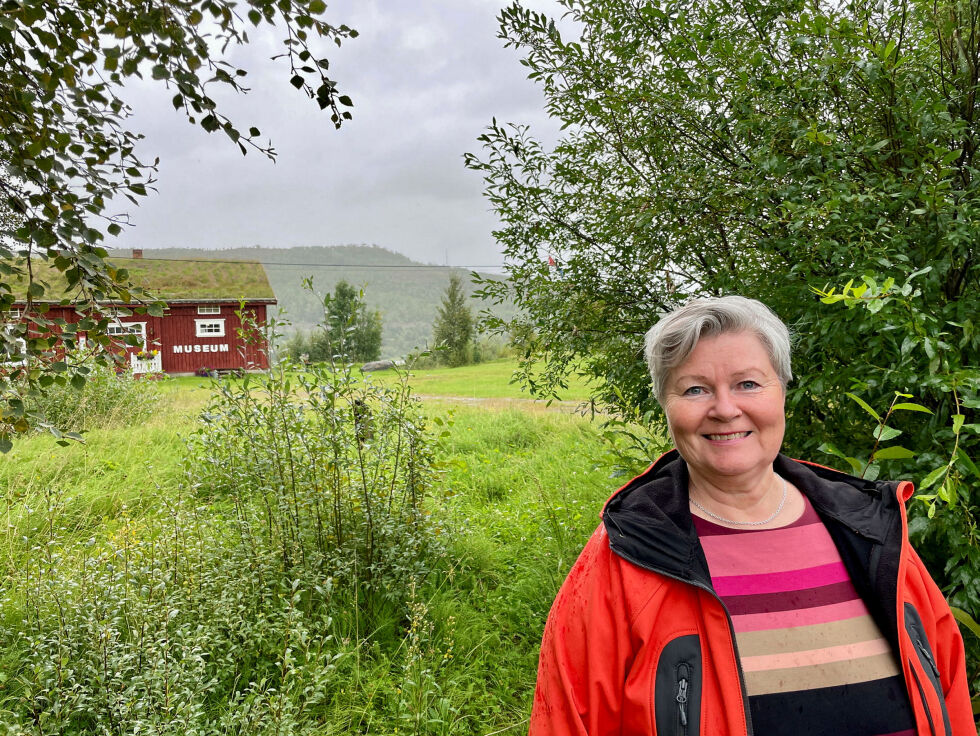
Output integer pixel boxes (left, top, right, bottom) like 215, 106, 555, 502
722, 580, 860, 615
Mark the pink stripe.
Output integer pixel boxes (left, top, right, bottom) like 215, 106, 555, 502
713, 562, 850, 596
700, 523, 838, 575
741, 637, 892, 672
732, 599, 870, 632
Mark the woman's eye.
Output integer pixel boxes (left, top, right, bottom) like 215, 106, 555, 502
683, 386, 704, 396
739, 380, 759, 390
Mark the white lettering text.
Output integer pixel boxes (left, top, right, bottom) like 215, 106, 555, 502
173, 343, 231, 354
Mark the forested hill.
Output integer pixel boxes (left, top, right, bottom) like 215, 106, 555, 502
108, 245, 512, 358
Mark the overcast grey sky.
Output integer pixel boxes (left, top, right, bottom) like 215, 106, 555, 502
114, 0, 567, 268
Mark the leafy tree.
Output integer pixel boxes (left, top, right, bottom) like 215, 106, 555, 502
467, 0, 980, 680
0, 0, 357, 448
432, 272, 473, 367
289, 280, 382, 363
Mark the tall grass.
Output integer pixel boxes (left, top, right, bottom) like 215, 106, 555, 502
0, 363, 620, 734
25, 357, 160, 433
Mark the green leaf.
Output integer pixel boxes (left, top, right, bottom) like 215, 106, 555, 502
845, 392, 881, 421
818, 443, 863, 475
872, 445, 916, 460
952, 414, 965, 434
891, 402, 933, 414
873, 425, 902, 441
940, 148, 963, 166
919, 465, 946, 490
954, 448, 980, 479
951, 607, 980, 639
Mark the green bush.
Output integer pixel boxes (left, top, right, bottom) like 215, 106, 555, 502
186, 360, 444, 600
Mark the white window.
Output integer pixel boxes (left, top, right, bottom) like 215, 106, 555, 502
195, 319, 225, 338
6, 308, 21, 320
197, 304, 221, 315
107, 321, 145, 339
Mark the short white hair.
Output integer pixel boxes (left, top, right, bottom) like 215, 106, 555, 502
644, 295, 792, 403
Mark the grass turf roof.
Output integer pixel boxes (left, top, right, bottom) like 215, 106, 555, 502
9, 257, 276, 302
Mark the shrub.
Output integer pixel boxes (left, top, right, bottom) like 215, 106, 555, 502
186, 359, 444, 600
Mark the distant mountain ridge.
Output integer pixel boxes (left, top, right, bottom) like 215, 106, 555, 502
109, 245, 511, 358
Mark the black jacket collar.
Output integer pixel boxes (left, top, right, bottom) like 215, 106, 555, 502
602, 450, 904, 594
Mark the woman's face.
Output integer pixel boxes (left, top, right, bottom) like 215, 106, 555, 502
662, 331, 785, 487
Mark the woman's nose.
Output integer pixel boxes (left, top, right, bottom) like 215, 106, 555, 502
707, 388, 742, 420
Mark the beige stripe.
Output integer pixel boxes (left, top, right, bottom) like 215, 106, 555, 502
736, 615, 886, 657
745, 652, 903, 696
741, 637, 892, 672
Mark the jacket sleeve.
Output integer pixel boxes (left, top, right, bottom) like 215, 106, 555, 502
528, 524, 638, 736
906, 546, 976, 736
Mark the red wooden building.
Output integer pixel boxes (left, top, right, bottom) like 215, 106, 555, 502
11, 252, 277, 375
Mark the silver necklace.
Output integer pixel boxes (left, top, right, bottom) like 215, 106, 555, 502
689, 476, 788, 527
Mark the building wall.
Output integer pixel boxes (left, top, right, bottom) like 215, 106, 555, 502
13, 301, 272, 374
155, 303, 269, 373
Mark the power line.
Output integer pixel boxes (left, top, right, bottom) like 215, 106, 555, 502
120, 255, 508, 270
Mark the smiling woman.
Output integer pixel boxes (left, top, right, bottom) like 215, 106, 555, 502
661, 331, 791, 525
528, 296, 973, 736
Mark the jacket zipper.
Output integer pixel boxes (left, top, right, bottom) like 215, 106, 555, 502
908, 628, 950, 735
610, 549, 754, 736
914, 637, 941, 681
676, 662, 690, 735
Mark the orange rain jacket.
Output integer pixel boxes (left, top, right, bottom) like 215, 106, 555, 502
529, 451, 975, 736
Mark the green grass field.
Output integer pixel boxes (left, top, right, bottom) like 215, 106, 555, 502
367, 358, 595, 402
164, 358, 596, 414
0, 360, 628, 734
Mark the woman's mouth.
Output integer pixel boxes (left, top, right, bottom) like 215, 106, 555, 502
705, 431, 751, 441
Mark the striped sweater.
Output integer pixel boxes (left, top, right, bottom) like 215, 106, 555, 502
693, 495, 916, 736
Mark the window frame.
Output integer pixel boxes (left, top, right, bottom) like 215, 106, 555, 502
197, 304, 221, 315
195, 319, 226, 338
106, 321, 146, 339
106, 321, 147, 350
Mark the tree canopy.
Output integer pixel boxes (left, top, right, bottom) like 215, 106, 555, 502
1, 0, 356, 448
286, 279, 382, 364
467, 0, 980, 668
433, 272, 473, 367
325, 280, 382, 363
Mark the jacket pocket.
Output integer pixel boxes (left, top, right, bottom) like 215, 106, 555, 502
654, 634, 702, 736
904, 602, 951, 736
